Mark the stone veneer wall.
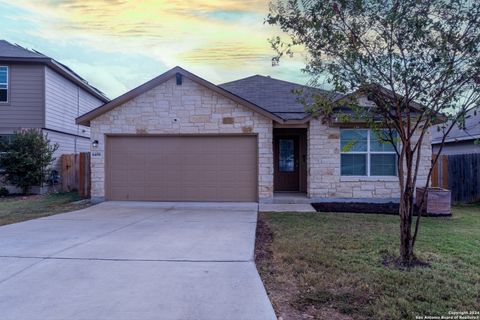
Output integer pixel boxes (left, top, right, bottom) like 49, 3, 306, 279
307, 119, 432, 199
89, 76, 273, 201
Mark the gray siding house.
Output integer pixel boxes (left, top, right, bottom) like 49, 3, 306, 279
0, 40, 109, 189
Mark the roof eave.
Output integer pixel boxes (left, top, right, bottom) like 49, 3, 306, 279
282, 114, 312, 125
432, 134, 480, 144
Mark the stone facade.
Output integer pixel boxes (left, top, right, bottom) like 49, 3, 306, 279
88, 74, 433, 203
89, 76, 273, 201
307, 119, 432, 199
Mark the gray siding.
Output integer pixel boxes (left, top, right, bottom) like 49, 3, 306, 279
432, 140, 480, 155
45, 67, 103, 137
0, 64, 44, 130
43, 129, 90, 171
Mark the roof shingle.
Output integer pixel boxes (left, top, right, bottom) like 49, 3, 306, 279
0, 40, 46, 59
220, 75, 340, 121
431, 109, 480, 144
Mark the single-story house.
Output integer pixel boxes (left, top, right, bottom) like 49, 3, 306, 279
76, 67, 431, 203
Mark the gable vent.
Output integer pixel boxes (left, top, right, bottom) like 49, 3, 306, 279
176, 73, 182, 85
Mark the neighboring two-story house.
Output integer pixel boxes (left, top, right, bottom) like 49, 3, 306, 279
0, 40, 109, 191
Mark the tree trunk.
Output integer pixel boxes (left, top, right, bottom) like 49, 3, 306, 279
398, 149, 415, 266
399, 190, 414, 265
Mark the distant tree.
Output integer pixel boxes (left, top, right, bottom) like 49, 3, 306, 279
267, 0, 480, 266
0, 129, 58, 194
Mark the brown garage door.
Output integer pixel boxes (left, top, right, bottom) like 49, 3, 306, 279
106, 135, 257, 201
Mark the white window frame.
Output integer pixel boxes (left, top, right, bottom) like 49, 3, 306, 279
340, 129, 397, 177
0, 66, 8, 103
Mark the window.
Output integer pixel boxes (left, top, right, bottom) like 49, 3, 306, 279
279, 139, 295, 172
0, 66, 7, 103
340, 129, 397, 176
0, 134, 13, 172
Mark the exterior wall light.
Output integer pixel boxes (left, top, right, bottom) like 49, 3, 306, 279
92, 140, 99, 148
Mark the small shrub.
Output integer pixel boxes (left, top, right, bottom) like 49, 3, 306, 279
0, 187, 9, 197
0, 129, 58, 194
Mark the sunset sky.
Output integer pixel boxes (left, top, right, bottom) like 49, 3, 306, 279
0, 0, 310, 99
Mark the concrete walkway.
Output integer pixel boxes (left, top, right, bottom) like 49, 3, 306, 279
0, 201, 276, 320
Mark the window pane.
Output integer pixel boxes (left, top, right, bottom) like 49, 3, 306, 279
341, 154, 367, 176
279, 139, 294, 172
0, 89, 6, 102
341, 129, 367, 152
371, 130, 396, 152
0, 67, 6, 84
370, 154, 396, 176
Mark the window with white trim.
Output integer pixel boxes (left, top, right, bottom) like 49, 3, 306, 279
0, 66, 7, 102
340, 129, 397, 176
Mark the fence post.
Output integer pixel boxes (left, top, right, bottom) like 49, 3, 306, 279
60, 152, 91, 197
431, 154, 439, 187
441, 155, 448, 189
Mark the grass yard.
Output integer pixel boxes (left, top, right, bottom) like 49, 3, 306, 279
256, 205, 480, 320
0, 192, 90, 226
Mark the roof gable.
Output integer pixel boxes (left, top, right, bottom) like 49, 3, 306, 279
0, 40, 108, 102
76, 67, 284, 126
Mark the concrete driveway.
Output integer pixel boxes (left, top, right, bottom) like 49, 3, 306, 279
0, 201, 276, 320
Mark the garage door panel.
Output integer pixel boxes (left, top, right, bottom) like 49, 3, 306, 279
163, 154, 184, 165
110, 187, 146, 200
183, 154, 218, 166
183, 187, 216, 200
107, 136, 257, 201
109, 154, 130, 166
145, 156, 165, 167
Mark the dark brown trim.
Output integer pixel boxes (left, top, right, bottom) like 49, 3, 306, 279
76, 66, 284, 126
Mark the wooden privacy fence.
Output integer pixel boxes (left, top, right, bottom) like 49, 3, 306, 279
431, 153, 480, 203
60, 152, 91, 198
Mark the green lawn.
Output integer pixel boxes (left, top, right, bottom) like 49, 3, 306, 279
256, 205, 480, 320
0, 192, 90, 226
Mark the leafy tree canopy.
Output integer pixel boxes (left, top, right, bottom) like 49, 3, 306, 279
267, 0, 480, 265
0, 129, 58, 194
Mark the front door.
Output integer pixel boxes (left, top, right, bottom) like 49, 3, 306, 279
274, 136, 300, 191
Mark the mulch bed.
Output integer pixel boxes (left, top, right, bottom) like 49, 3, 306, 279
312, 202, 400, 214
312, 202, 450, 217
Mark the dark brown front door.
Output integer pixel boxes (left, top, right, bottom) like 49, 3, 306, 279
274, 136, 300, 191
